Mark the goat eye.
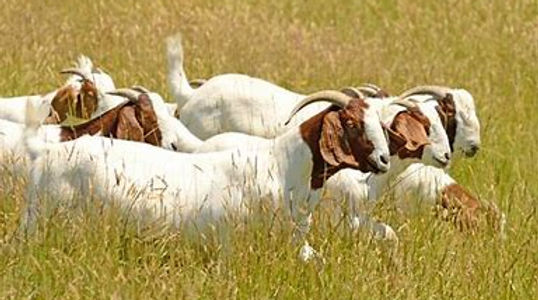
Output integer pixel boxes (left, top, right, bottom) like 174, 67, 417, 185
171, 143, 178, 151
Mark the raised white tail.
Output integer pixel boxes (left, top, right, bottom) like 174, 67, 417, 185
166, 33, 194, 110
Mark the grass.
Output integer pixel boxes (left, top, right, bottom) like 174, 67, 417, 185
1, 0, 537, 298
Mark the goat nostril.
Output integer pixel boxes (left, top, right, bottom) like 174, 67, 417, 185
380, 154, 389, 165
444, 152, 450, 161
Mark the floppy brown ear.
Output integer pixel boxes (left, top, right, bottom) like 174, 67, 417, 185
384, 124, 407, 155
115, 106, 144, 142
391, 112, 430, 157
135, 94, 162, 146
75, 80, 99, 119
319, 111, 359, 167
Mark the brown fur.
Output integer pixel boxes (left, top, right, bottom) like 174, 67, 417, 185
59, 101, 129, 141
46, 80, 100, 124
300, 99, 377, 189
389, 108, 431, 159
135, 94, 162, 146
115, 106, 144, 142
59, 94, 163, 146
435, 94, 457, 151
439, 183, 480, 231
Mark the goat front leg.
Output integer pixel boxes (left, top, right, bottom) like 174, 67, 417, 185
289, 198, 323, 263
292, 213, 320, 262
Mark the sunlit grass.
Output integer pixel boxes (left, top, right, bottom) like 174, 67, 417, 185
1, 0, 537, 298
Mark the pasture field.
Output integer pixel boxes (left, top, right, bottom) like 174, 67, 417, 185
0, 0, 537, 298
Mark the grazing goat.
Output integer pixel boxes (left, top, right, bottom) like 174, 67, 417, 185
22, 90, 390, 261
0, 87, 203, 170
0, 56, 122, 123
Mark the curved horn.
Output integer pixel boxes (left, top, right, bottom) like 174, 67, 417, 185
340, 87, 365, 99
106, 89, 140, 102
60, 68, 89, 81
284, 91, 352, 125
391, 98, 418, 109
357, 86, 379, 97
131, 85, 151, 93
399, 85, 452, 100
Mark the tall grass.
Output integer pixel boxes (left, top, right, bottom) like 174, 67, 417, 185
1, 0, 537, 298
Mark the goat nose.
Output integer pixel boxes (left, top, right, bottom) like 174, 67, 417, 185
380, 154, 389, 165
444, 152, 451, 161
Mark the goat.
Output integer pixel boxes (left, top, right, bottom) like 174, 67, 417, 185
22, 90, 391, 261
358, 85, 504, 234
1, 87, 204, 171
169, 41, 495, 232
186, 87, 453, 241
0, 55, 123, 123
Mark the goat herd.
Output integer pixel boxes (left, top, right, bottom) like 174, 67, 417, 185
0, 34, 504, 261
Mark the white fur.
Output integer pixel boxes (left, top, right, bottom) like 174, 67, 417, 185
190, 99, 452, 241
0, 92, 202, 171
22, 97, 390, 261
389, 90, 484, 216
165, 36, 485, 232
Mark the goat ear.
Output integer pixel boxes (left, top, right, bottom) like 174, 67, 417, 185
115, 106, 144, 142
319, 111, 359, 167
439, 94, 456, 112
75, 80, 99, 119
50, 86, 78, 123
384, 124, 407, 155
135, 94, 163, 146
391, 112, 430, 154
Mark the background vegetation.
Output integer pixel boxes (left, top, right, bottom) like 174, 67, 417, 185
0, 0, 536, 298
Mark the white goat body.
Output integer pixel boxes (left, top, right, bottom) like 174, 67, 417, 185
23, 91, 391, 260
193, 98, 452, 240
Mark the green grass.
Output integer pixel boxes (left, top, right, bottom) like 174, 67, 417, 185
1, 0, 537, 298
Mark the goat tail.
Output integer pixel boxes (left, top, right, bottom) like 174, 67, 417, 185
166, 33, 194, 110
23, 98, 49, 161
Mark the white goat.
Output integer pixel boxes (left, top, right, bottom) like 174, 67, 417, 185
111, 85, 453, 240
193, 91, 452, 240
22, 90, 391, 261
166, 34, 492, 231
0, 88, 203, 171
0, 55, 122, 123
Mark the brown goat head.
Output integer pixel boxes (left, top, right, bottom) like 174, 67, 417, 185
47, 80, 99, 124
301, 99, 378, 189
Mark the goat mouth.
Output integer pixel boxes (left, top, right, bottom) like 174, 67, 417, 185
433, 157, 449, 167
366, 158, 386, 174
